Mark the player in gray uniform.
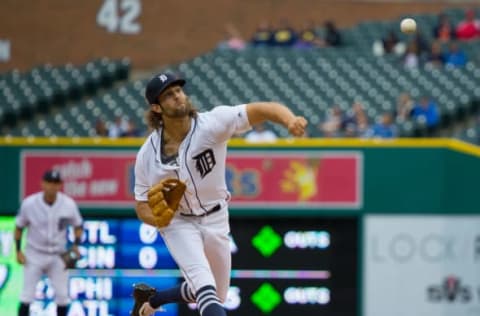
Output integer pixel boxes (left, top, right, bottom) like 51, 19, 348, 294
134, 72, 307, 316
15, 170, 84, 316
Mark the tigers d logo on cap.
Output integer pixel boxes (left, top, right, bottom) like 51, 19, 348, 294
145, 72, 186, 105
43, 169, 62, 183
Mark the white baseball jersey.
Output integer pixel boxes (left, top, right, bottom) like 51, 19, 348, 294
134, 104, 251, 215
15, 191, 83, 254
16, 191, 82, 305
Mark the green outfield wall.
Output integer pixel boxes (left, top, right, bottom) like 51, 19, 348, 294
1, 137, 479, 217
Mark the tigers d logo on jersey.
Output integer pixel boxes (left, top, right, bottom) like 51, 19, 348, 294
193, 149, 216, 178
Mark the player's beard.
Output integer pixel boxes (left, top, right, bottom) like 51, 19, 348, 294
160, 98, 193, 119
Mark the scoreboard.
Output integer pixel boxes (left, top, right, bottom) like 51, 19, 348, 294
219, 217, 357, 316
0, 216, 358, 316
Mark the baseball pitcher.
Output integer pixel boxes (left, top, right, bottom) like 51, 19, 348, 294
132, 72, 307, 316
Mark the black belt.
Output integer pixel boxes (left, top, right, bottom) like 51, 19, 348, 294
180, 204, 221, 217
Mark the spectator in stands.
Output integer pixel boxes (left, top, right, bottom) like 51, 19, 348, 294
343, 123, 358, 137
245, 123, 278, 142
356, 113, 370, 137
251, 20, 273, 47
295, 21, 322, 49
403, 41, 420, 69
108, 116, 128, 138
94, 118, 108, 137
342, 101, 369, 137
270, 18, 298, 47
396, 92, 414, 122
444, 42, 467, 67
382, 30, 401, 54
365, 112, 397, 138
319, 105, 343, 137
412, 31, 430, 61
121, 118, 142, 137
322, 20, 342, 47
373, 29, 406, 57
411, 96, 440, 132
425, 41, 446, 68
433, 13, 456, 42
217, 23, 247, 52
455, 9, 480, 40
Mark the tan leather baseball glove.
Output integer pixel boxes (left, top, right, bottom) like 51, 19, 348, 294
148, 178, 186, 228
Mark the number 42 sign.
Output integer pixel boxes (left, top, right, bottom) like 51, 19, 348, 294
97, 0, 141, 34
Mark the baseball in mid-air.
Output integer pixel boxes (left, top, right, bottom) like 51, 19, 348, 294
400, 18, 417, 34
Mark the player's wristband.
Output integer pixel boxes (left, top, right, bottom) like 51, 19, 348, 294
73, 237, 81, 246
15, 239, 21, 252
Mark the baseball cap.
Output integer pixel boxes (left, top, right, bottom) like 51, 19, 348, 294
145, 72, 186, 105
42, 169, 62, 183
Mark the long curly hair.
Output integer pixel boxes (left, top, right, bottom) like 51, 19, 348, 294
145, 98, 198, 130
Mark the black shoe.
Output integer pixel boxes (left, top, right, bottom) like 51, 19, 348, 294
130, 283, 158, 316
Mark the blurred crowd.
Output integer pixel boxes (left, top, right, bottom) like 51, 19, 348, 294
374, 9, 480, 69
95, 116, 144, 138
317, 93, 439, 139
242, 92, 441, 142
98, 9, 479, 141
217, 18, 343, 52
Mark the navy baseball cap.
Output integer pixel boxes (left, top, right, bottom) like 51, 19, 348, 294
43, 169, 62, 183
145, 72, 186, 105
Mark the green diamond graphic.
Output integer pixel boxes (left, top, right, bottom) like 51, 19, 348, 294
252, 226, 282, 257
251, 283, 281, 314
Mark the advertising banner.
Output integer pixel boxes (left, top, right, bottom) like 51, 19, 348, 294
364, 215, 480, 316
226, 151, 362, 209
20, 150, 362, 209
21, 150, 136, 207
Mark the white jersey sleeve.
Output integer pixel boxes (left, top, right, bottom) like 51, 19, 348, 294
15, 199, 30, 228
207, 104, 251, 143
67, 197, 83, 227
134, 142, 150, 202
